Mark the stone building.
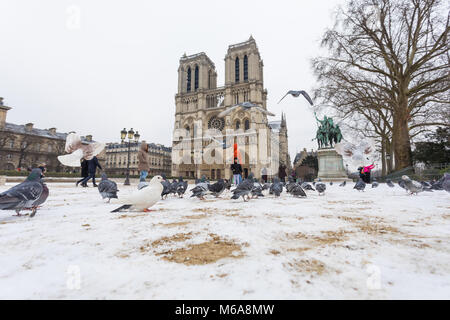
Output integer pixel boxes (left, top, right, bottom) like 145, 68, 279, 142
293, 148, 318, 181
105, 142, 172, 177
0, 98, 103, 172
171, 36, 290, 180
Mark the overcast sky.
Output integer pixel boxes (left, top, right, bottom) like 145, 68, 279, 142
0, 0, 345, 160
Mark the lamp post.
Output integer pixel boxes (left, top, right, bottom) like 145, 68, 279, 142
386, 153, 391, 175
346, 164, 349, 175
121, 128, 140, 185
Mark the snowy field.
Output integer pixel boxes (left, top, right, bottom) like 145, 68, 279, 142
0, 181, 449, 300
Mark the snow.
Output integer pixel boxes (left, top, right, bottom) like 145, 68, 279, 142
0, 181, 449, 299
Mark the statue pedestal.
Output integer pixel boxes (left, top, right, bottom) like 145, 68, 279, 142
315, 148, 351, 182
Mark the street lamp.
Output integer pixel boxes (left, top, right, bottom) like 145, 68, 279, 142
346, 164, 349, 175
121, 128, 140, 185
386, 153, 391, 174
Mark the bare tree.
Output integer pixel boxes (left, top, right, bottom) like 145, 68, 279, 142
313, 0, 450, 170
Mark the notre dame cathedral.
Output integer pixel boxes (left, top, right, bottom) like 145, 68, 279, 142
171, 36, 290, 180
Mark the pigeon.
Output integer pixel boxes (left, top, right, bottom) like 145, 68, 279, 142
262, 183, 271, 191
137, 177, 149, 190
277, 90, 314, 105
217, 102, 276, 118
169, 179, 179, 196
442, 173, 450, 193
269, 178, 283, 197
98, 173, 119, 202
386, 179, 395, 188
354, 179, 366, 191
111, 175, 164, 212
371, 179, 379, 188
401, 175, 423, 195
160, 179, 171, 199
339, 181, 347, 187
290, 184, 307, 197
315, 182, 326, 195
430, 178, 443, 190
330, 181, 333, 186
398, 180, 408, 192
176, 177, 188, 198
190, 184, 209, 200
224, 179, 232, 191
57, 132, 105, 167
0, 168, 47, 217
231, 173, 255, 201
251, 184, 265, 198
301, 182, 315, 191
208, 179, 226, 197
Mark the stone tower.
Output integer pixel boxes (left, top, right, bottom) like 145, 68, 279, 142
172, 37, 287, 180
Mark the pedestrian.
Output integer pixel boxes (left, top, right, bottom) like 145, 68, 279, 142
77, 156, 102, 187
231, 158, 243, 186
360, 163, 375, 183
261, 167, 268, 183
138, 141, 150, 182
76, 159, 89, 187
278, 164, 287, 183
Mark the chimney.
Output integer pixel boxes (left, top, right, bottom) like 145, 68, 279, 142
25, 123, 34, 132
0, 98, 11, 129
49, 128, 57, 135
86, 135, 92, 142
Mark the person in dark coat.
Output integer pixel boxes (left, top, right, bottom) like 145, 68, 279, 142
77, 156, 102, 187
278, 164, 287, 183
231, 158, 243, 185
76, 159, 89, 187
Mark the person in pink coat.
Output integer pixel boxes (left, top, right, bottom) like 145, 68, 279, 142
360, 163, 375, 183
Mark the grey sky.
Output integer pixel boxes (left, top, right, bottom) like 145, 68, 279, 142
0, 0, 345, 160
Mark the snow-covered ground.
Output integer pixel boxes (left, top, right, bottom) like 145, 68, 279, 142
0, 181, 449, 299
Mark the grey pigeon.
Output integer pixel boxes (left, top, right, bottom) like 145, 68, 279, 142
176, 177, 188, 198
442, 173, 450, 193
398, 179, 407, 191
277, 90, 314, 105
269, 178, 283, 197
208, 179, 226, 197
0, 168, 46, 217
218, 102, 275, 118
371, 179, 379, 188
231, 173, 255, 201
290, 184, 307, 198
354, 179, 366, 191
224, 179, 232, 190
315, 182, 326, 195
339, 181, 346, 187
98, 173, 119, 202
190, 184, 209, 200
386, 179, 395, 188
330, 181, 333, 186
301, 182, 315, 191
251, 184, 265, 198
401, 175, 423, 195
160, 179, 171, 199
169, 179, 179, 196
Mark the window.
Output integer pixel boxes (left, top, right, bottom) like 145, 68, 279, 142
244, 55, 248, 81
9, 140, 14, 148
194, 65, 199, 91
186, 67, 191, 92
235, 120, 240, 129
235, 57, 240, 83
245, 119, 250, 130
208, 70, 212, 89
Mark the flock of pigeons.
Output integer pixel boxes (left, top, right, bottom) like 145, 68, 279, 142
0, 168, 449, 217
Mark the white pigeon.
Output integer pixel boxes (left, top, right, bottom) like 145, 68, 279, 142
111, 175, 164, 212
57, 133, 105, 167
401, 175, 424, 195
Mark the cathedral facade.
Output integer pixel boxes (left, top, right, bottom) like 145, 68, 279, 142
171, 37, 290, 180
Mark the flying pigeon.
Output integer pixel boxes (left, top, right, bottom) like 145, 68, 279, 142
98, 173, 119, 202
208, 179, 226, 197
111, 175, 164, 212
176, 177, 188, 198
57, 132, 105, 167
217, 102, 275, 118
401, 175, 423, 195
277, 90, 314, 106
0, 168, 47, 217
315, 182, 326, 195
354, 179, 366, 191
339, 181, 347, 187
269, 178, 283, 197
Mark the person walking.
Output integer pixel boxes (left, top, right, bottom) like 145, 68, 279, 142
138, 141, 150, 182
77, 156, 102, 187
361, 163, 375, 183
76, 159, 89, 187
231, 158, 243, 186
